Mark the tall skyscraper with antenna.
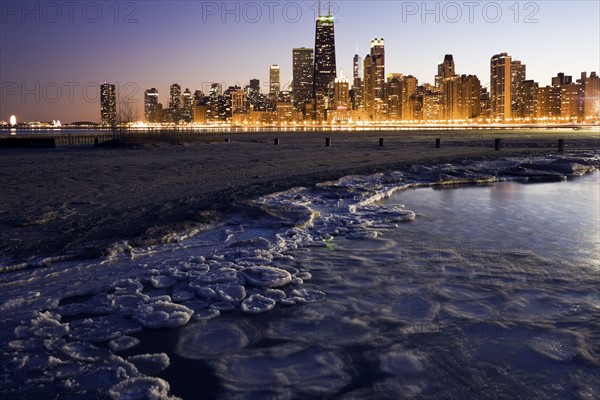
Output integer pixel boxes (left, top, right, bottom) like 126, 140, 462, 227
313, 0, 337, 101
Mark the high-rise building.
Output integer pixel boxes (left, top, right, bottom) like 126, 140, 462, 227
144, 88, 159, 123
100, 82, 117, 126
436, 54, 456, 86
490, 53, 512, 120
292, 48, 314, 111
313, 6, 337, 100
270, 65, 281, 100
352, 54, 364, 110
560, 82, 584, 120
363, 55, 373, 119
353, 54, 362, 81
583, 72, 599, 120
386, 73, 403, 120
537, 86, 561, 119
182, 88, 193, 123
516, 80, 538, 119
363, 38, 386, 120
169, 83, 182, 123
552, 73, 572, 87
511, 60, 526, 112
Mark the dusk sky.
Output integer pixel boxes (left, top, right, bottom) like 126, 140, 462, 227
1, 0, 599, 122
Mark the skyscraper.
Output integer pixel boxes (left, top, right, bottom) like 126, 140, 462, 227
510, 59, 526, 112
144, 88, 159, 123
182, 88, 193, 123
313, 3, 337, 100
490, 53, 512, 120
169, 83, 182, 123
436, 54, 455, 87
100, 82, 116, 126
292, 47, 314, 111
270, 65, 281, 100
364, 38, 386, 120
352, 54, 363, 110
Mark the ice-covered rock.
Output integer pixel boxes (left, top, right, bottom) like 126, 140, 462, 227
132, 301, 193, 329
240, 267, 292, 288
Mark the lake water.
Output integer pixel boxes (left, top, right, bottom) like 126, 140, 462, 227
1, 155, 598, 399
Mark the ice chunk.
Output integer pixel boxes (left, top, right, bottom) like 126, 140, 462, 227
290, 289, 326, 303
211, 302, 236, 312
127, 353, 170, 375
108, 377, 178, 400
214, 345, 351, 397
193, 267, 243, 285
529, 333, 577, 362
379, 347, 427, 374
191, 308, 220, 321
149, 275, 177, 289
241, 294, 276, 314
109, 336, 141, 352
69, 315, 142, 342
171, 288, 196, 302
214, 284, 246, 302
240, 267, 292, 288
111, 294, 149, 316
175, 321, 259, 359
62, 341, 109, 362
133, 301, 193, 329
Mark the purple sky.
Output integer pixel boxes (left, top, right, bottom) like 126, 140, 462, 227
1, 0, 599, 123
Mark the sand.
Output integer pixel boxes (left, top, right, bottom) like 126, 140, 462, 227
1, 129, 598, 264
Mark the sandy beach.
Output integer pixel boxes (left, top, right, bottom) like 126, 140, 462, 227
1, 129, 598, 264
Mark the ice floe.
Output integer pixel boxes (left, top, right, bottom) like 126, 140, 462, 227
132, 301, 193, 329
240, 266, 292, 288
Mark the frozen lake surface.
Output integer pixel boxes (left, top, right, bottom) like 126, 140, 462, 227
1, 153, 598, 399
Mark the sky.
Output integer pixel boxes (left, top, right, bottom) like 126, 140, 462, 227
1, 0, 599, 122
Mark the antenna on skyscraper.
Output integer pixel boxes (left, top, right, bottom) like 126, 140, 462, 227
328, 0, 331, 15
318, 0, 321, 17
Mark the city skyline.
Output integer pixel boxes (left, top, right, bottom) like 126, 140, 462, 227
1, 1, 599, 122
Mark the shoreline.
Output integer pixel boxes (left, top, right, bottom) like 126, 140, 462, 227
1, 130, 599, 266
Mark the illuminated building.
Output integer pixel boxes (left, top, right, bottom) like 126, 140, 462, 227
292, 47, 314, 111
560, 82, 584, 120
435, 54, 455, 87
516, 80, 539, 119
313, 5, 337, 100
182, 88, 193, 123
552, 73, 572, 87
169, 83, 182, 123
100, 82, 116, 126
386, 73, 402, 120
511, 60, 526, 114
537, 86, 561, 118
583, 71, 600, 119
352, 54, 364, 110
144, 88, 159, 123
490, 53, 512, 120
363, 38, 386, 121
269, 65, 281, 100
